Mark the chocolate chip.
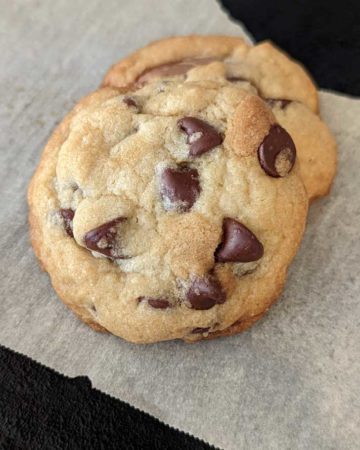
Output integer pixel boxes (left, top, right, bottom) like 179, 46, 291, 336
138, 297, 171, 309
178, 117, 223, 157
59, 208, 75, 237
187, 275, 226, 310
136, 57, 219, 84
138, 62, 192, 83
84, 217, 125, 258
123, 97, 137, 107
191, 327, 210, 334
265, 98, 292, 109
258, 125, 296, 177
215, 218, 264, 263
160, 166, 200, 211
226, 76, 248, 82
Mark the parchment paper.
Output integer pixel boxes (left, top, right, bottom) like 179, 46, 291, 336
0, 1, 359, 449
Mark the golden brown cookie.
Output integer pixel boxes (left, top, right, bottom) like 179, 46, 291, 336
267, 99, 337, 201
29, 72, 308, 343
103, 35, 337, 202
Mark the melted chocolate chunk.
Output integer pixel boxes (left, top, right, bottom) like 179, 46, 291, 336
136, 57, 219, 84
187, 275, 226, 310
178, 117, 223, 157
84, 217, 125, 259
138, 297, 171, 309
215, 218, 264, 263
59, 208, 75, 237
258, 125, 296, 177
160, 166, 200, 211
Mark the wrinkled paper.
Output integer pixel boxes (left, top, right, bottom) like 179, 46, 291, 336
0, 1, 359, 449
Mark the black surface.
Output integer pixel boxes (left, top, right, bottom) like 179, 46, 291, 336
1, 1, 359, 449
222, 0, 360, 95
0, 345, 214, 450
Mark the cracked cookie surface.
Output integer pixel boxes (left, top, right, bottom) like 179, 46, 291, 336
29, 73, 308, 343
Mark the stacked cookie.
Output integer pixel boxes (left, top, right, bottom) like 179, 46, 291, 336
28, 35, 336, 343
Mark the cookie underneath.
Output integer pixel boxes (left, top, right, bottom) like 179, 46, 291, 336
103, 35, 336, 202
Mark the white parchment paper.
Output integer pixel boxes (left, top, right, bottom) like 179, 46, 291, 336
1, 1, 359, 449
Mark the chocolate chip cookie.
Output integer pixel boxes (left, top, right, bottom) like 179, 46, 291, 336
103, 35, 336, 201
28, 71, 308, 343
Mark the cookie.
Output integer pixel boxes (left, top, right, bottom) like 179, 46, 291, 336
103, 35, 336, 201
268, 100, 337, 201
28, 72, 308, 343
